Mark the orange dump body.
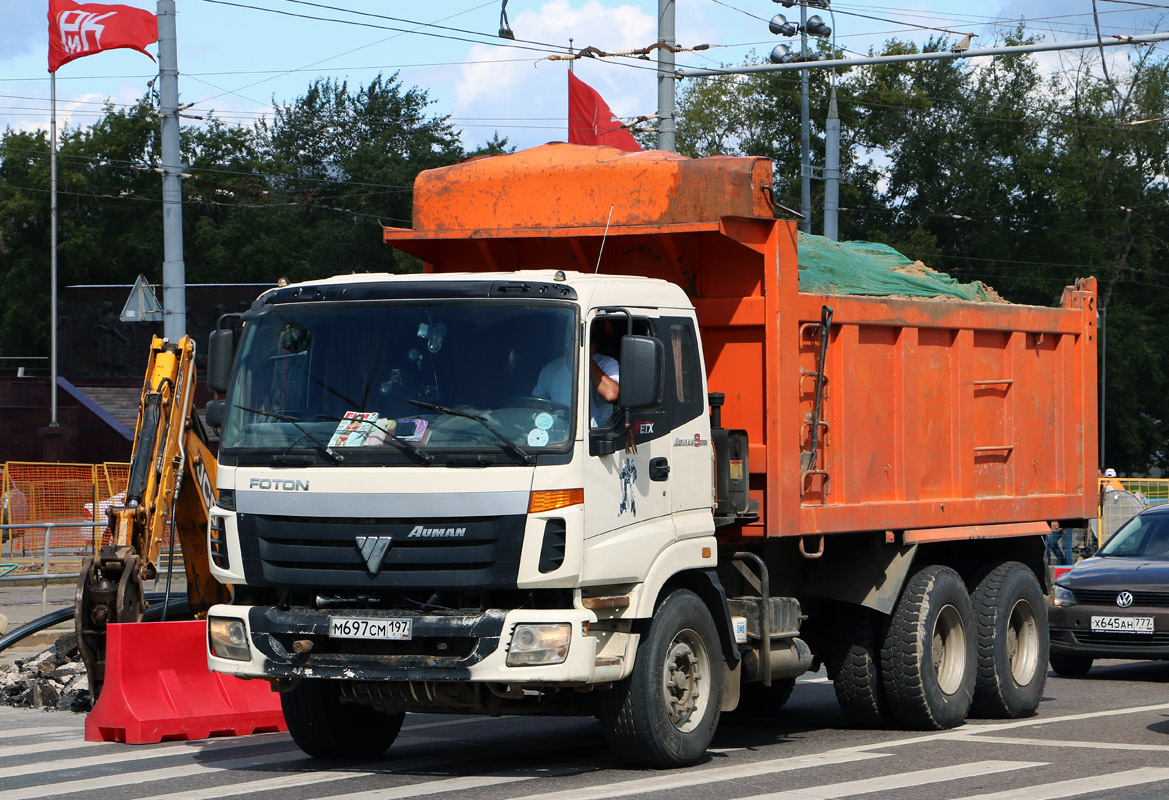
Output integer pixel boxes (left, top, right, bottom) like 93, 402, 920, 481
384, 144, 1098, 542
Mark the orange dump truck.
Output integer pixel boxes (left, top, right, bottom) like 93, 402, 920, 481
205, 144, 1097, 768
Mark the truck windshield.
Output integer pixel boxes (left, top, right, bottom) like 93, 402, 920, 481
220, 300, 578, 462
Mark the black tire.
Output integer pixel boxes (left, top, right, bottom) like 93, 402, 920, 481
281, 679, 404, 759
880, 565, 976, 730
833, 612, 891, 729
599, 589, 725, 768
1049, 652, 1094, 677
969, 562, 1048, 718
737, 677, 796, 714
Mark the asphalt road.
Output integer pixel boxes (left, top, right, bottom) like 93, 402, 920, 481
1, 660, 1167, 800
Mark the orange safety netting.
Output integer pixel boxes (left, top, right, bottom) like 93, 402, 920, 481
2, 461, 130, 556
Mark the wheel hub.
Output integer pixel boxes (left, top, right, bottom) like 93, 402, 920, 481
1007, 597, 1039, 684
932, 603, 967, 695
661, 631, 709, 731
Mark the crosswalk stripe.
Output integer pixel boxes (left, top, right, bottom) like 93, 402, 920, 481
952, 734, 1169, 753
0, 747, 304, 800
125, 760, 584, 800
0, 739, 109, 758
113, 766, 367, 800
951, 767, 1169, 800
313, 765, 587, 800
509, 750, 888, 800
0, 727, 76, 741
737, 760, 1044, 800
0, 734, 293, 779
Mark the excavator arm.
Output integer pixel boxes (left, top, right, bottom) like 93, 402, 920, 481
76, 335, 230, 698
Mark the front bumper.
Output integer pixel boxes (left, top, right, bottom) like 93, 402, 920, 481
207, 604, 615, 683
1049, 604, 1169, 660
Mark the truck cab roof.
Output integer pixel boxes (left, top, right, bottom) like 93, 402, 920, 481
252, 270, 693, 314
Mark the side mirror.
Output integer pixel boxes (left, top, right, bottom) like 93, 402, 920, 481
207, 329, 234, 394
205, 400, 225, 429
617, 335, 664, 411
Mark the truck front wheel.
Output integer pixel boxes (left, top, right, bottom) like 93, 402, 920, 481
969, 561, 1048, 718
281, 679, 405, 759
600, 589, 725, 768
880, 565, 976, 730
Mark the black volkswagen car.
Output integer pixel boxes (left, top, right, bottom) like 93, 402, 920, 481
1049, 503, 1169, 675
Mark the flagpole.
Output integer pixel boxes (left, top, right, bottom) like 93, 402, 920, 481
49, 71, 59, 428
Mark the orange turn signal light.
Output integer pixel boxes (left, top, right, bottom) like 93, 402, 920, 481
528, 488, 584, 513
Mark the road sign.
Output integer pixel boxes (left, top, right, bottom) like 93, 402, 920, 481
120, 274, 163, 323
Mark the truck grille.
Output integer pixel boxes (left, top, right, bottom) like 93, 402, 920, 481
236, 513, 525, 590
1071, 589, 1169, 608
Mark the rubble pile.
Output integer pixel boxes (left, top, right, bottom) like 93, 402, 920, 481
1, 633, 92, 712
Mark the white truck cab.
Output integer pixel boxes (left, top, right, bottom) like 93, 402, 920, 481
205, 270, 736, 767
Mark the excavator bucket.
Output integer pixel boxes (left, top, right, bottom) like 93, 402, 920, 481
85, 620, 286, 744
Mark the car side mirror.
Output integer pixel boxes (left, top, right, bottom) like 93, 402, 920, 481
207, 329, 234, 394
617, 335, 664, 411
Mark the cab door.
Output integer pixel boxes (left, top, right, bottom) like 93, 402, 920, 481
580, 312, 689, 584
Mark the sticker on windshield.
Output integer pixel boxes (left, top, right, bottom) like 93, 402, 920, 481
527, 428, 549, 447
534, 412, 554, 431
328, 411, 380, 448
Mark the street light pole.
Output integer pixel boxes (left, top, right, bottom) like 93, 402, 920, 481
799, 3, 811, 233
157, 0, 186, 341
657, 0, 676, 152
824, 85, 839, 240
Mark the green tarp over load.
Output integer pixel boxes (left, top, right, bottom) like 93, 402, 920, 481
797, 232, 1003, 303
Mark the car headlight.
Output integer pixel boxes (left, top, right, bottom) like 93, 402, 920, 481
208, 617, 251, 661
1053, 584, 1076, 607
506, 623, 571, 666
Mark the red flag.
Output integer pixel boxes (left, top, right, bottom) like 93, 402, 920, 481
568, 72, 643, 152
48, 0, 157, 73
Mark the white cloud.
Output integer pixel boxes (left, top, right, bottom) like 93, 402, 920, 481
447, 0, 659, 148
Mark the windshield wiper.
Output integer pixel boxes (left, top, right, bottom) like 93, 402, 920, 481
234, 405, 344, 465
373, 427, 433, 465
407, 399, 533, 465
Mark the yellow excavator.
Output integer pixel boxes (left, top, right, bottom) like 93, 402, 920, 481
75, 335, 229, 699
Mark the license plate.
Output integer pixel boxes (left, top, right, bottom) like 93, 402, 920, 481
329, 617, 412, 640
1091, 615, 1154, 634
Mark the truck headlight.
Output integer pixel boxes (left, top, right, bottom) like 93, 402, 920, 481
1052, 584, 1076, 607
507, 623, 571, 666
208, 617, 251, 661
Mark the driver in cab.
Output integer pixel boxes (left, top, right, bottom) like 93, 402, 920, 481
533, 326, 619, 428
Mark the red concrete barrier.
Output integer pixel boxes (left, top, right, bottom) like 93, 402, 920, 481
85, 619, 286, 743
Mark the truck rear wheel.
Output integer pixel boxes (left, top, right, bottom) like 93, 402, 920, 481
833, 612, 890, 728
281, 679, 404, 759
969, 562, 1047, 718
599, 589, 724, 768
880, 565, 975, 730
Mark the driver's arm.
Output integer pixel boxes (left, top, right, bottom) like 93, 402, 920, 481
591, 355, 619, 402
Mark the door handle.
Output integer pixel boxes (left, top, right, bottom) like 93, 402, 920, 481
649, 457, 670, 481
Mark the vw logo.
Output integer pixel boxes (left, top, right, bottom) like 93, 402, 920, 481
1116, 591, 1134, 608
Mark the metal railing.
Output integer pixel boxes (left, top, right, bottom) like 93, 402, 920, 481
1, 521, 183, 616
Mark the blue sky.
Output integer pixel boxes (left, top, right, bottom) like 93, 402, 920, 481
1, 0, 1165, 151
